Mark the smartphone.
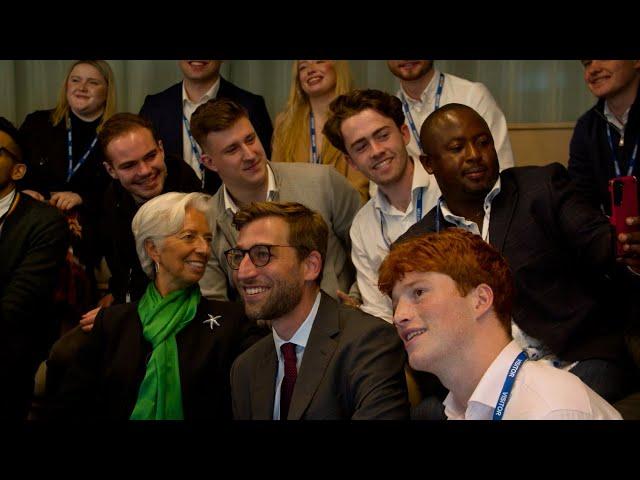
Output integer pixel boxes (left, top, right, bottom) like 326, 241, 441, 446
609, 176, 639, 256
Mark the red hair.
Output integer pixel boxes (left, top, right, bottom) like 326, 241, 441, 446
379, 229, 514, 328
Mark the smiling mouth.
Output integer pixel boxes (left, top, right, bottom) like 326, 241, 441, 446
405, 329, 427, 342
243, 286, 269, 296
372, 158, 392, 170
185, 260, 206, 270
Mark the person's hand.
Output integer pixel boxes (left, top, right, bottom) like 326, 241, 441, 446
617, 216, 640, 273
21, 189, 45, 202
67, 214, 83, 238
49, 191, 83, 211
79, 303, 106, 332
337, 289, 362, 308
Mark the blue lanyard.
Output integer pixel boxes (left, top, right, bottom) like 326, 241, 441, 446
492, 350, 528, 420
379, 187, 424, 248
183, 113, 206, 189
66, 117, 97, 183
310, 111, 320, 164
400, 72, 445, 155
606, 124, 637, 177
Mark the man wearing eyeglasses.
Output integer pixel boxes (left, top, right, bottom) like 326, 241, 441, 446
227, 201, 409, 419
190, 98, 362, 303
0, 117, 68, 419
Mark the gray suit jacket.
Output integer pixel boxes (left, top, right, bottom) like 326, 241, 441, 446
230, 291, 410, 420
199, 162, 362, 301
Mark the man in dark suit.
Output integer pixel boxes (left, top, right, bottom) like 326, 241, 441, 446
139, 61, 273, 195
398, 103, 640, 403
0, 117, 69, 419
229, 201, 409, 420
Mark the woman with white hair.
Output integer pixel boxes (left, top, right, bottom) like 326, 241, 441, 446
45, 192, 264, 420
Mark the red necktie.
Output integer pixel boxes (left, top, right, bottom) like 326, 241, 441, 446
280, 342, 298, 420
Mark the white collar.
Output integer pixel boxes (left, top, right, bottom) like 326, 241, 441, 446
398, 69, 442, 106
0, 188, 17, 218
272, 291, 322, 357
223, 162, 277, 214
182, 77, 221, 107
604, 101, 630, 133
373, 157, 431, 215
439, 177, 502, 223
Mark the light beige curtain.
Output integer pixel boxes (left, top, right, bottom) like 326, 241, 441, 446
0, 60, 595, 127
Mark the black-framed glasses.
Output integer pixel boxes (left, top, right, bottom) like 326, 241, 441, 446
224, 244, 298, 270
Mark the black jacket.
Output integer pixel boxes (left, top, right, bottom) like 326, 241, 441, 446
0, 193, 69, 419
399, 163, 636, 363
139, 77, 274, 195
568, 82, 640, 215
45, 298, 268, 420
100, 155, 201, 304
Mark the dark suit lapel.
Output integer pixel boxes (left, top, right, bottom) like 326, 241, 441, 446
287, 293, 339, 420
251, 342, 277, 420
170, 82, 185, 154
489, 174, 518, 254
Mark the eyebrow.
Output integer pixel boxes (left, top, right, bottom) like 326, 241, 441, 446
348, 126, 389, 150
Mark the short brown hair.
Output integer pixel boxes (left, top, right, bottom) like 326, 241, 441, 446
232, 201, 328, 285
98, 113, 159, 164
379, 229, 514, 329
190, 98, 250, 150
323, 89, 405, 154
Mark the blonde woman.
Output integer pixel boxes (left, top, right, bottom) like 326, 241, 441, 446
19, 60, 117, 212
271, 60, 369, 202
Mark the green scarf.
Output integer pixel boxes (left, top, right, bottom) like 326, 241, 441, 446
130, 282, 201, 420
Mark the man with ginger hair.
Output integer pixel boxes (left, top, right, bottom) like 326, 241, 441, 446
379, 228, 621, 420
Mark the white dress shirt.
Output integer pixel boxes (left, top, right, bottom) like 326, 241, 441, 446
272, 291, 322, 420
0, 188, 16, 236
222, 163, 277, 214
396, 69, 515, 170
182, 79, 220, 179
443, 340, 622, 420
350, 159, 440, 322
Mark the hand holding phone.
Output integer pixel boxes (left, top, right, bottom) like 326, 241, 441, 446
609, 176, 640, 257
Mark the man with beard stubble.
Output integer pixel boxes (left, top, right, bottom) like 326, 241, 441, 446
227, 201, 409, 420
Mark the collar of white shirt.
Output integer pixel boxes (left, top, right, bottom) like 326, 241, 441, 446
182, 78, 220, 109
0, 187, 16, 219
373, 157, 432, 216
439, 177, 501, 236
223, 162, 278, 214
443, 339, 523, 420
272, 291, 322, 361
398, 69, 442, 109
604, 101, 630, 134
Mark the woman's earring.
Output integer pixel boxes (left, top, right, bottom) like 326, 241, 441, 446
154, 261, 159, 275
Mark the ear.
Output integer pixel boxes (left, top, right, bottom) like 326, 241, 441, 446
10, 163, 26, 182
103, 161, 118, 179
400, 123, 411, 146
471, 283, 494, 321
144, 238, 161, 265
302, 250, 323, 283
200, 153, 218, 173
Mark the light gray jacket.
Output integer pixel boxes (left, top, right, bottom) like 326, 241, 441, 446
199, 162, 362, 301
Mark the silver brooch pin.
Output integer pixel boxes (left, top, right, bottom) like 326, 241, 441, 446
203, 314, 222, 330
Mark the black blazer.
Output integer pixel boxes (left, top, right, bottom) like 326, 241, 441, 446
139, 77, 274, 195
231, 291, 409, 420
45, 298, 267, 420
399, 163, 635, 363
0, 193, 69, 419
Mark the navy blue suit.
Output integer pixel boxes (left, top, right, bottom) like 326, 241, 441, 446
139, 77, 274, 195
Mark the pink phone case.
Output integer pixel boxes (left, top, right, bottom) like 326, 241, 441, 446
609, 176, 639, 256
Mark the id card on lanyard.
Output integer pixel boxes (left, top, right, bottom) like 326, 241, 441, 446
606, 123, 638, 177
310, 111, 321, 164
400, 72, 445, 155
183, 113, 206, 189
66, 117, 97, 183
492, 350, 528, 420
